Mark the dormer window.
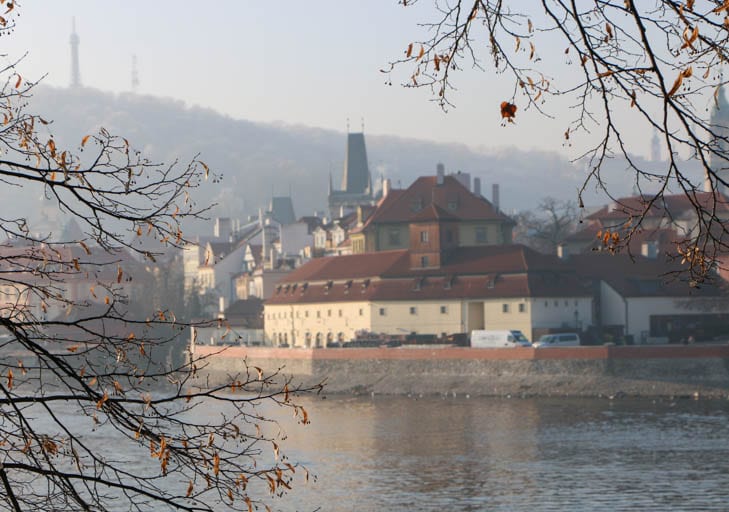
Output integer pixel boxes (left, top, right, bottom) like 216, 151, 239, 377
444, 275, 455, 290
410, 197, 424, 212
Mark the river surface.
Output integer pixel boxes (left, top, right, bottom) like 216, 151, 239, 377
16, 394, 729, 511
272, 395, 729, 512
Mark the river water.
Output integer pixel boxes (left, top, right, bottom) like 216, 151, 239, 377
15, 393, 729, 511
272, 395, 729, 512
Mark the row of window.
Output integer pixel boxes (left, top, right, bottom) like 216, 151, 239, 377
269, 306, 452, 319
269, 300, 580, 320
381, 305, 449, 316
386, 227, 491, 247
545, 300, 580, 308
268, 308, 367, 320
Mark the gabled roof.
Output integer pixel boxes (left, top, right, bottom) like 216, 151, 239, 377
361, 175, 512, 228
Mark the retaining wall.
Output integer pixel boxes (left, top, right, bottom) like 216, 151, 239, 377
192, 345, 729, 398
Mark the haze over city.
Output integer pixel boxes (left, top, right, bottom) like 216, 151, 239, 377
0, 3, 728, 511
7, 1, 658, 157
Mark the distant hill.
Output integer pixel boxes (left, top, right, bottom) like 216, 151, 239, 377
9, 85, 643, 233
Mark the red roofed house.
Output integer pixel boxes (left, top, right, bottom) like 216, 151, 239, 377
349, 168, 515, 255
560, 191, 729, 258
265, 214, 594, 346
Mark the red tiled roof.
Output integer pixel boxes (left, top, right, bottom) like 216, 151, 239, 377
266, 244, 590, 304
566, 223, 678, 255
587, 191, 729, 222
363, 176, 511, 227
409, 203, 461, 223
277, 250, 410, 283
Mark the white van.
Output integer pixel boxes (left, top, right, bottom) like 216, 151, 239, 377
470, 330, 531, 348
533, 333, 581, 348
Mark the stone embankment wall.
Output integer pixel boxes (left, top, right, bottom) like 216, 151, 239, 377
192, 345, 729, 398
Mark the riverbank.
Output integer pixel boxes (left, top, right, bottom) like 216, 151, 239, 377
192, 344, 729, 398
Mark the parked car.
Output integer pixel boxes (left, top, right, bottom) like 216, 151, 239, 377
470, 330, 531, 348
533, 333, 581, 348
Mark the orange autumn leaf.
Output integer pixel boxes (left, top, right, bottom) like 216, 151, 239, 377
96, 391, 108, 410
500, 101, 517, 122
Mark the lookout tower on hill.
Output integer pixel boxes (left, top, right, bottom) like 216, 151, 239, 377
70, 18, 81, 87
328, 132, 375, 218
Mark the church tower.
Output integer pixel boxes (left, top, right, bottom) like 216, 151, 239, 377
327, 130, 375, 218
70, 18, 81, 87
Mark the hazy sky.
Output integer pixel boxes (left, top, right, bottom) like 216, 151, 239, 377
6, 1, 656, 157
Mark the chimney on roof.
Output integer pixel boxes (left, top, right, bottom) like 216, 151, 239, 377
473, 177, 481, 197
492, 184, 500, 211
383, 178, 391, 198
436, 163, 445, 185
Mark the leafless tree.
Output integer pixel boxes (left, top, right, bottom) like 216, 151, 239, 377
513, 197, 578, 254
0, 6, 318, 511
387, 0, 729, 283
